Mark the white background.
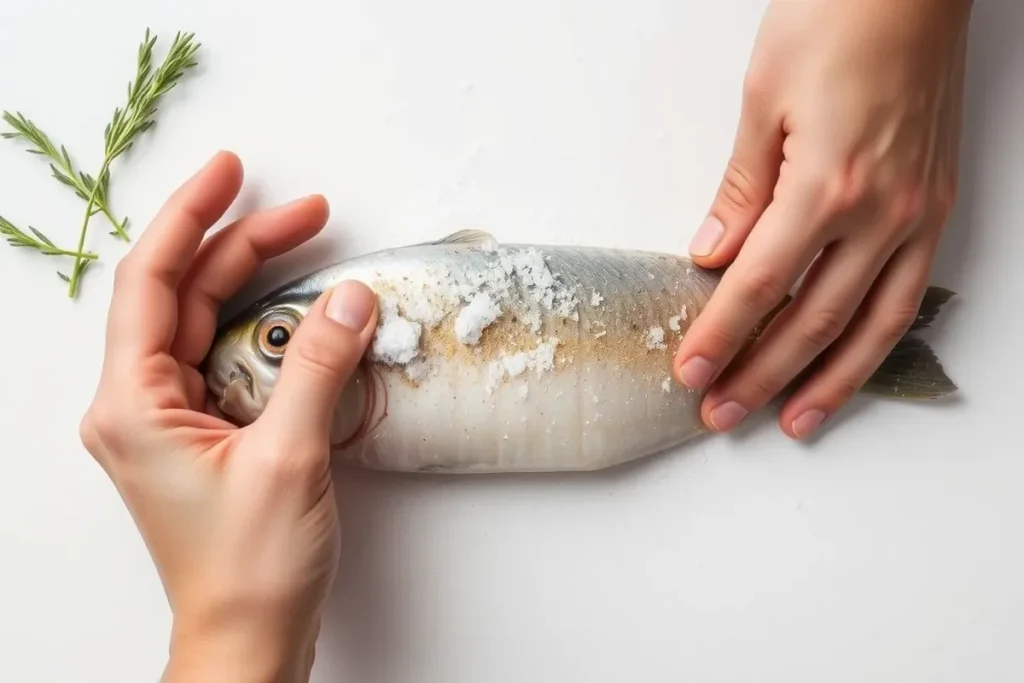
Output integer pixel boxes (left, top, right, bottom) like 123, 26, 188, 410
1, 1, 1022, 681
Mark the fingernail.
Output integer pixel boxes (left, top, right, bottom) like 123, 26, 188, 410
689, 216, 724, 257
791, 409, 826, 439
678, 356, 717, 390
326, 281, 376, 331
709, 401, 748, 431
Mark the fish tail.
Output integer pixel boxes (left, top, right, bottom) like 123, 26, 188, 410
861, 285, 958, 400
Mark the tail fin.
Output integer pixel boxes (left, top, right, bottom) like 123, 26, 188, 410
862, 286, 958, 400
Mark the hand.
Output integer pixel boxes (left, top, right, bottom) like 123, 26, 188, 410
79, 152, 380, 683
674, 0, 971, 439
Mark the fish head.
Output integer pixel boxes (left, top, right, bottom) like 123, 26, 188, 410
203, 276, 323, 426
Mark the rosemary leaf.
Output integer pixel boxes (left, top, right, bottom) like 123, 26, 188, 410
0, 214, 97, 260
1, 111, 127, 236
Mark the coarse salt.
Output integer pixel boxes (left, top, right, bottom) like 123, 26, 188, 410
644, 326, 667, 351
454, 292, 501, 345
485, 338, 560, 393
370, 300, 422, 365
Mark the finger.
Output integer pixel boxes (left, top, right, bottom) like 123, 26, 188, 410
256, 281, 379, 452
778, 233, 939, 439
689, 77, 785, 269
699, 234, 893, 432
171, 195, 330, 367
674, 183, 830, 392
181, 365, 209, 412
104, 151, 244, 362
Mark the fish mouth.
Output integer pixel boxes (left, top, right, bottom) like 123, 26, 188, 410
217, 362, 257, 423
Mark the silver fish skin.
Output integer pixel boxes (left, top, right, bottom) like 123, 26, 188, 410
204, 229, 957, 474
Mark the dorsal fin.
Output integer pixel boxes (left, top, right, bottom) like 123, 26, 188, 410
432, 229, 496, 246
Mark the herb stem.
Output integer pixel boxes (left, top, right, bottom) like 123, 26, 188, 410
1, 111, 128, 239
67, 159, 110, 298
56, 248, 99, 260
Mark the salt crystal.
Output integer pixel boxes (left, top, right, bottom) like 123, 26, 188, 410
644, 326, 667, 351
485, 338, 559, 393
502, 353, 529, 377
590, 289, 604, 306
371, 301, 422, 365
668, 316, 682, 332
454, 292, 501, 345
661, 377, 672, 393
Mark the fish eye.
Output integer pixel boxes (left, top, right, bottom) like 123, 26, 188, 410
256, 310, 300, 360
267, 325, 290, 348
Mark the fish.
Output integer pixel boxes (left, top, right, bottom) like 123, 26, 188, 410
203, 229, 957, 474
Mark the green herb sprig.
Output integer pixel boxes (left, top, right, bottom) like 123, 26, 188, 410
0, 28, 201, 299
0, 215, 97, 261
1, 112, 128, 239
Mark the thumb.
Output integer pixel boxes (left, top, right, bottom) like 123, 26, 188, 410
691, 92, 784, 269
258, 280, 379, 444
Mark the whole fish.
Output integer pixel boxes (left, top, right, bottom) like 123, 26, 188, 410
203, 229, 957, 474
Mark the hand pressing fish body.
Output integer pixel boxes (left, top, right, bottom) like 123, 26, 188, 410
203, 230, 956, 474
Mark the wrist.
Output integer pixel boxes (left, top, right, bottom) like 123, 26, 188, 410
162, 610, 319, 683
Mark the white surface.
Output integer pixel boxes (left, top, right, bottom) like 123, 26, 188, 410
1, 1, 1022, 681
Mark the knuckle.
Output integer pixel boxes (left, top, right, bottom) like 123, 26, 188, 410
736, 265, 789, 313
112, 254, 137, 287
79, 402, 124, 456
718, 159, 763, 214
693, 323, 741, 361
266, 453, 305, 483
137, 357, 184, 398
886, 185, 928, 233
256, 443, 319, 484
934, 181, 960, 224
291, 333, 345, 380
744, 373, 783, 406
742, 66, 769, 101
819, 166, 871, 217
78, 411, 101, 453
86, 403, 119, 440
827, 377, 862, 406
879, 298, 920, 343
799, 308, 847, 350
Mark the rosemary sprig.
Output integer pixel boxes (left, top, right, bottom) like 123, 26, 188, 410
0, 27, 201, 299
64, 29, 201, 298
0, 214, 98, 267
1, 111, 128, 238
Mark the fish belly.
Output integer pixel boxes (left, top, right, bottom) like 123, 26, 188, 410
323, 243, 723, 473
